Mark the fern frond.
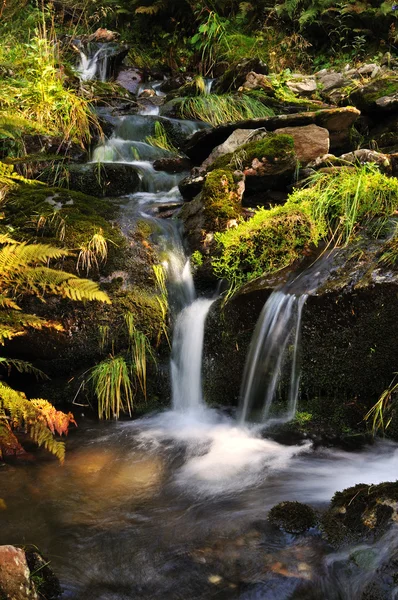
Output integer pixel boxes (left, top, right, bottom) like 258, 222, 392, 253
0, 357, 48, 379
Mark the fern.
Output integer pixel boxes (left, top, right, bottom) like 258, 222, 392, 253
0, 382, 75, 462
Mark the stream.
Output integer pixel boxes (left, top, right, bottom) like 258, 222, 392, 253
2, 71, 398, 599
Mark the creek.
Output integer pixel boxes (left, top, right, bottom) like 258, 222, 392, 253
2, 63, 398, 598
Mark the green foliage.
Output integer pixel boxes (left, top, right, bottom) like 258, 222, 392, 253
191, 250, 204, 267
0, 381, 75, 462
364, 375, 398, 435
213, 165, 398, 289
87, 355, 134, 420
202, 169, 243, 231
297, 165, 398, 244
0, 14, 97, 145
190, 10, 227, 76
145, 122, 180, 155
178, 94, 274, 126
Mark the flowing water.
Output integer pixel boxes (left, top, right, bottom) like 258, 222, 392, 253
2, 89, 398, 599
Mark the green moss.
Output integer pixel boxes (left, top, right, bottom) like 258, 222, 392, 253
4, 181, 125, 274
213, 165, 398, 289
268, 501, 317, 534
350, 77, 398, 111
240, 134, 295, 164
208, 134, 295, 174
212, 202, 317, 288
321, 482, 398, 546
191, 250, 204, 267
202, 169, 243, 232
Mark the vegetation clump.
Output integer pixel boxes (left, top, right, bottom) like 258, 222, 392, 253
202, 169, 243, 231
213, 165, 398, 289
177, 94, 274, 127
268, 501, 317, 534
321, 482, 398, 546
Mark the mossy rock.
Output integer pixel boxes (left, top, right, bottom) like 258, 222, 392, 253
40, 163, 141, 198
5, 182, 125, 275
202, 169, 243, 232
268, 501, 317, 534
349, 77, 398, 114
321, 481, 398, 547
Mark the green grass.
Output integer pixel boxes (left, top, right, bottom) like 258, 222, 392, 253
88, 356, 134, 420
213, 165, 398, 289
177, 94, 274, 127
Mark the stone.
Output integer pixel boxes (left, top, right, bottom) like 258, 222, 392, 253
201, 128, 266, 170
87, 28, 119, 43
116, 67, 142, 94
338, 149, 391, 173
213, 58, 268, 94
268, 501, 317, 534
63, 163, 140, 197
286, 75, 317, 97
316, 71, 348, 93
0, 545, 38, 600
240, 71, 274, 94
178, 173, 206, 200
159, 75, 188, 93
153, 157, 192, 173
183, 107, 360, 164
273, 124, 329, 165
349, 77, 398, 113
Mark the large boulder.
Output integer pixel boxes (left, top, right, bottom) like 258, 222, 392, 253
183, 107, 360, 164
213, 58, 268, 94
201, 128, 266, 170
286, 74, 317, 97
273, 124, 329, 166
116, 67, 143, 94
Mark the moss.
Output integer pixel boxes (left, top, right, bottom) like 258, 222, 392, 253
268, 501, 317, 534
212, 202, 317, 288
202, 169, 243, 232
208, 134, 295, 174
321, 482, 398, 547
350, 77, 398, 111
4, 181, 125, 275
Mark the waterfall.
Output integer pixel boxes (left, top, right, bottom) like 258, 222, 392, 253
239, 291, 308, 426
171, 298, 215, 413
76, 45, 110, 82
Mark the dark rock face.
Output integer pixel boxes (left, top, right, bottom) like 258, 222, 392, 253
349, 77, 398, 114
203, 257, 398, 425
153, 157, 192, 173
213, 58, 269, 94
64, 163, 140, 197
183, 108, 360, 164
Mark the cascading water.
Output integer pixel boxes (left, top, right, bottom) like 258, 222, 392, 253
76, 44, 110, 82
239, 291, 307, 425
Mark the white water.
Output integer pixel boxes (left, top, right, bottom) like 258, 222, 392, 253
171, 298, 215, 413
239, 291, 308, 425
77, 48, 108, 82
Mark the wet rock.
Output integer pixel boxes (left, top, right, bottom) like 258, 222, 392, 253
179, 172, 206, 200
0, 545, 38, 600
116, 67, 143, 95
159, 75, 188, 93
321, 482, 398, 547
25, 550, 62, 599
48, 163, 140, 197
87, 28, 119, 43
183, 107, 360, 164
213, 58, 269, 94
17, 135, 87, 162
153, 157, 192, 173
268, 501, 318, 534
273, 124, 329, 166
286, 75, 317, 97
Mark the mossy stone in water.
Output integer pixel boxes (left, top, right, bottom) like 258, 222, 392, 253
321, 481, 398, 547
268, 501, 317, 534
202, 169, 243, 232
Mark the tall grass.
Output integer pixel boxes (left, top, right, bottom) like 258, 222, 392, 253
87, 356, 134, 420
145, 122, 180, 155
0, 13, 97, 146
364, 376, 398, 436
178, 94, 274, 126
